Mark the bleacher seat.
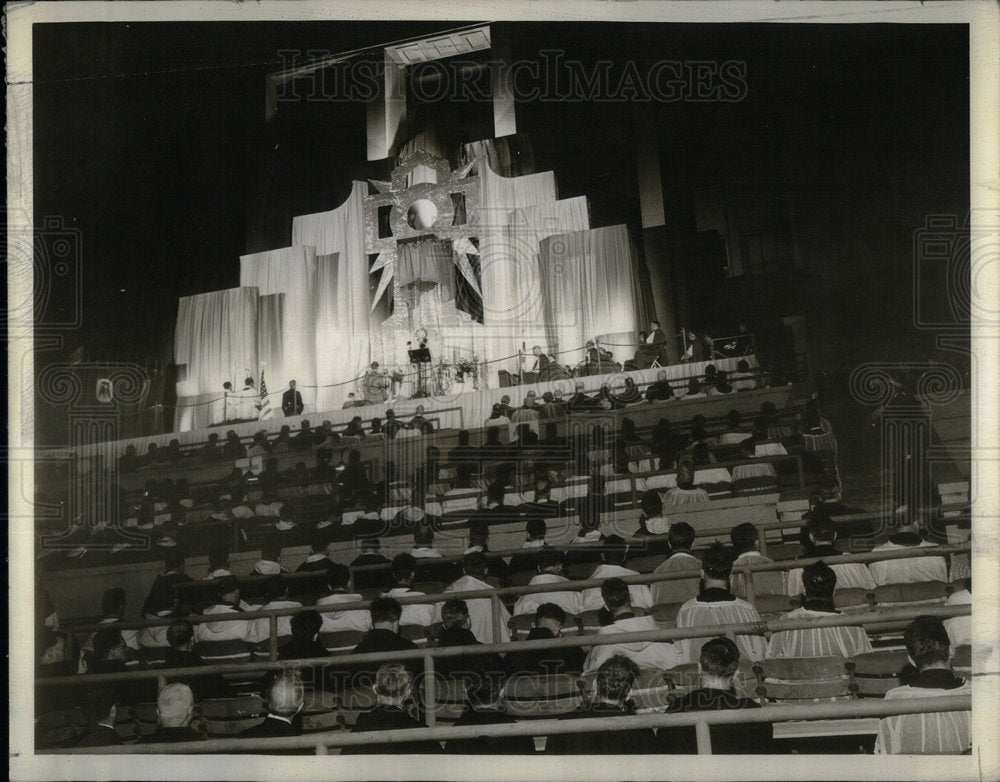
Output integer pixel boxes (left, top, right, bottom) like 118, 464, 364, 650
626, 669, 674, 713
199, 696, 266, 736
399, 624, 428, 645
136, 645, 169, 668
194, 639, 253, 664
625, 554, 664, 574
755, 656, 853, 703
846, 650, 910, 698
872, 581, 949, 608
508, 613, 536, 641
663, 661, 757, 700
650, 602, 684, 626
755, 593, 798, 619
833, 588, 873, 613
503, 674, 585, 719
335, 686, 377, 728
576, 609, 606, 635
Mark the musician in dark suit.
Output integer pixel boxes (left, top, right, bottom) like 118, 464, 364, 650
281, 380, 304, 417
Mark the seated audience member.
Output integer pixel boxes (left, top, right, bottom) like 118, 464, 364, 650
539, 391, 566, 419
316, 563, 371, 634
787, 517, 876, 595
513, 549, 582, 618
383, 554, 434, 628
565, 498, 606, 571
469, 481, 520, 528
74, 687, 122, 748
508, 517, 550, 577
546, 655, 657, 755
463, 521, 509, 583
383, 409, 403, 439
583, 579, 682, 674
433, 599, 505, 683
520, 479, 562, 520
943, 578, 972, 648
663, 461, 710, 506
803, 478, 871, 546
730, 360, 757, 392
162, 620, 229, 700
510, 396, 541, 438
251, 539, 287, 576
874, 616, 971, 754
238, 670, 305, 740
869, 508, 948, 586
650, 523, 702, 606
445, 676, 536, 755
410, 525, 443, 559
409, 404, 431, 432
566, 381, 597, 412
137, 683, 204, 744
718, 410, 751, 445
279, 610, 328, 661
350, 598, 421, 682
448, 429, 479, 483
504, 603, 585, 677
683, 378, 706, 399
350, 538, 391, 592
341, 663, 443, 754
676, 543, 767, 664
729, 523, 786, 599
615, 378, 643, 406
36, 629, 78, 680
656, 637, 773, 754
296, 535, 336, 572
338, 449, 371, 504
141, 550, 193, 617
199, 432, 222, 461
650, 417, 681, 471
342, 416, 366, 439
645, 370, 674, 402
581, 536, 653, 612
79, 588, 139, 673
638, 489, 670, 536
194, 576, 251, 644
222, 431, 247, 460
766, 561, 873, 658
137, 579, 183, 651
248, 575, 302, 645
434, 552, 510, 644
205, 546, 233, 579
484, 403, 511, 427
292, 420, 316, 449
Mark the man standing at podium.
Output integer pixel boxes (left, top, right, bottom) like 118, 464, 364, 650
363, 362, 389, 404
281, 380, 303, 418
634, 319, 667, 369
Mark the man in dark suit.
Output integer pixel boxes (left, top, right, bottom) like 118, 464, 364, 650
281, 380, 304, 417
341, 663, 442, 754
141, 550, 193, 617
137, 683, 204, 744
238, 670, 305, 740
655, 636, 772, 754
350, 597, 420, 684
445, 676, 536, 755
504, 603, 585, 677
74, 688, 122, 748
545, 654, 656, 754
634, 319, 667, 368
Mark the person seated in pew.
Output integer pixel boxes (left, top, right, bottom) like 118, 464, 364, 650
786, 517, 876, 596
519, 478, 563, 521
662, 461, 710, 507
205, 545, 233, 579
690, 441, 718, 467
434, 553, 511, 645
497, 395, 515, 419
565, 497, 607, 573
410, 524, 444, 560
278, 610, 329, 661
508, 517, 551, 578
237, 670, 305, 741
513, 548, 583, 618
583, 579, 682, 674
580, 536, 654, 612
193, 575, 252, 645
682, 378, 706, 399
463, 521, 510, 584
718, 410, 752, 445
650, 522, 702, 607
468, 481, 522, 528
250, 538, 288, 576
546, 655, 657, 755
433, 598, 507, 681
162, 620, 231, 700
676, 543, 767, 665
730, 359, 757, 392
645, 370, 675, 402
445, 676, 537, 755
136, 683, 204, 744
141, 549, 194, 620
350, 538, 391, 591
766, 561, 873, 659
295, 534, 336, 573
729, 523, 785, 600
874, 616, 971, 754
539, 391, 566, 419
484, 403, 511, 428
247, 575, 302, 645
655, 637, 772, 754
316, 563, 371, 634
868, 506, 948, 586
383, 554, 434, 628
74, 687, 123, 748
504, 602, 586, 678
341, 663, 443, 755
802, 478, 871, 548
566, 381, 598, 412
448, 429, 480, 484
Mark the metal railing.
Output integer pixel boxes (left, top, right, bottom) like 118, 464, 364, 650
46, 694, 971, 755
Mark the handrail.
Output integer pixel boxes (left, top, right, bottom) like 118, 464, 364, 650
43, 694, 972, 755
63, 543, 969, 633
38, 603, 971, 687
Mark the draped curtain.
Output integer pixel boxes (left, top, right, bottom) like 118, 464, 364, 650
539, 225, 647, 368
240, 245, 318, 410
478, 164, 559, 369
257, 293, 286, 399
292, 182, 371, 411
173, 287, 259, 431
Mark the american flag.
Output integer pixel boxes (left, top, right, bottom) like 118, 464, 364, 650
258, 369, 273, 421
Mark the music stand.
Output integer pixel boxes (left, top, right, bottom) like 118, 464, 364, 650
408, 348, 432, 397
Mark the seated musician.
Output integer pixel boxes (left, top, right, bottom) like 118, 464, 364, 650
362, 362, 388, 404
633, 319, 667, 369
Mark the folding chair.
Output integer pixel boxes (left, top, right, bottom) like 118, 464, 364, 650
503, 674, 586, 719
754, 656, 853, 703
199, 695, 267, 736
846, 650, 910, 698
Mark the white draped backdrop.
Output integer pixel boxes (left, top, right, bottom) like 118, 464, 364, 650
173, 161, 657, 432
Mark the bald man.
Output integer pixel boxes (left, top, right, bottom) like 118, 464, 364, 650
138, 683, 203, 743
238, 670, 304, 739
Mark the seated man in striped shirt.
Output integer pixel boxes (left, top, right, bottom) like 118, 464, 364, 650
766, 561, 872, 659
874, 616, 971, 754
